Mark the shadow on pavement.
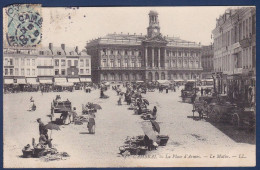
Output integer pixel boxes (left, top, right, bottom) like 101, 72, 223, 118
208, 122, 255, 145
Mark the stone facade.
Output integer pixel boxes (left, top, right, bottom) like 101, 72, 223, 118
3, 43, 91, 84
201, 45, 214, 79
212, 7, 256, 76
86, 10, 203, 83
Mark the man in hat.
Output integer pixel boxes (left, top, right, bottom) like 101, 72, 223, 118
37, 118, 46, 136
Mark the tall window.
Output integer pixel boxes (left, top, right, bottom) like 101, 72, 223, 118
27, 59, 30, 66
55, 69, 59, 75
32, 69, 35, 76
9, 59, 13, 65
32, 59, 35, 66
74, 60, 78, 66
80, 69, 83, 74
61, 69, 65, 75
61, 59, 66, 66
102, 59, 107, 67
117, 59, 121, 67
4, 58, 8, 65
110, 59, 114, 67
5, 69, 8, 75
124, 59, 128, 67
55, 59, 59, 66
68, 60, 71, 66
138, 60, 142, 67
26, 69, 30, 76
86, 59, 89, 67
80, 59, 84, 67
15, 68, 19, 75
10, 69, 13, 75
15, 58, 19, 66
131, 60, 135, 67
86, 69, 89, 73
21, 69, 25, 76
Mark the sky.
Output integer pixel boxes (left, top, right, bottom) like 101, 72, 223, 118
5, 6, 238, 50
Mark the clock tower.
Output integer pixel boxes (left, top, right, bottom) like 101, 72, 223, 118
147, 10, 160, 37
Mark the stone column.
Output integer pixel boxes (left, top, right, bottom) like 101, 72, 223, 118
145, 47, 148, 67
158, 48, 161, 68
152, 48, 154, 68
164, 48, 167, 68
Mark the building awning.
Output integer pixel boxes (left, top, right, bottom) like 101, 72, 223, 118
174, 79, 184, 82
80, 78, 92, 82
205, 79, 214, 82
26, 78, 39, 85
54, 78, 67, 83
187, 80, 196, 82
68, 78, 80, 83
156, 80, 171, 85
16, 78, 26, 84
54, 82, 74, 87
4, 79, 14, 84
39, 79, 53, 84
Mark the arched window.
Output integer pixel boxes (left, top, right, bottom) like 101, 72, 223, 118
161, 72, 165, 80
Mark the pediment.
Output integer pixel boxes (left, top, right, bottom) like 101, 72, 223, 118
143, 34, 168, 44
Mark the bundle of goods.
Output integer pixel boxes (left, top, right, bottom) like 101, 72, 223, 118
22, 143, 61, 158
74, 116, 88, 125
119, 136, 148, 156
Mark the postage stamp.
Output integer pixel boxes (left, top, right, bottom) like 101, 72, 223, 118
5, 4, 42, 47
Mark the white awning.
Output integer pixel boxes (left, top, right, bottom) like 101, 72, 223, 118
54, 78, 67, 83
174, 79, 184, 82
55, 82, 74, 87
205, 79, 214, 82
136, 81, 144, 83
4, 79, 14, 84
26, 78, 39, 85
156, 80, 171, 84
187, 80, 196, 82
68, 78, 80, 83
80, 78, 92, 82
16, 78, 26, 84
39, 79, 53, 84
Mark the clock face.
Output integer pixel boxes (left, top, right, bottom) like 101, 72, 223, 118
154, 29, 158, 33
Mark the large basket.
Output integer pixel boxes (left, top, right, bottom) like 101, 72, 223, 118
138, 147, 148, 155
33, 148, 46, 158
22, 150, 33, 158
157, 135, 169, 146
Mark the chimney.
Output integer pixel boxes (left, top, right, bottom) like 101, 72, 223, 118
134, 33, 136, 35
141, 33, 142, 35
61, 44, 66, 55
75, 46, 79, 55
49, 43, 53, 54
121, 32, 123, 34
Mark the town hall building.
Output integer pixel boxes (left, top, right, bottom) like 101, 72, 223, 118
86, 10, 203, 83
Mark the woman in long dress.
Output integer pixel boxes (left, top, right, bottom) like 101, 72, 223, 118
87, 112, 96, 134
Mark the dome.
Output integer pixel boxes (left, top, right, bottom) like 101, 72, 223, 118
149, 10, 158, 16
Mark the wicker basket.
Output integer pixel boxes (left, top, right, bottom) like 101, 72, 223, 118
157, 135, 169, 146
22, 150, 33, 158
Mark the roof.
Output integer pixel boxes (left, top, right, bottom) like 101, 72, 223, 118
149, 10, 158, 15
87, 33, 201, 48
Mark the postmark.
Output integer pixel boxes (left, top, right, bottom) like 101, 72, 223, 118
5, 4, 42, 47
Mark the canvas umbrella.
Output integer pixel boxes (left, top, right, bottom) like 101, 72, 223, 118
150, 120, 160, 133
45, 122, 60, 138
92, 104, 102, 110
141, 123, 157, 141
143, 99, 149, 105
